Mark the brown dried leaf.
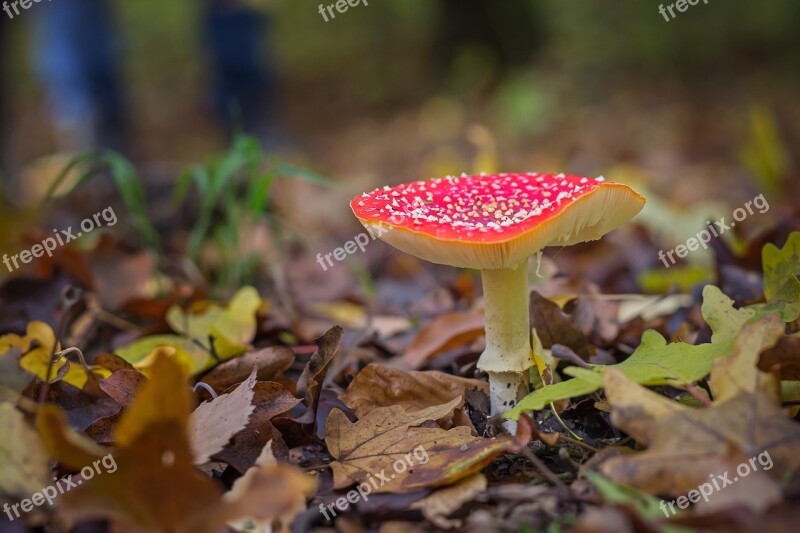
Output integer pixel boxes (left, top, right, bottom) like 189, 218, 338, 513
326, 398, 529, 493
38, 354, 313, 533
600, 369, 800, 513
340, 363, 487, 426
709, 314, 782, 404
98, 369, 147, 408
200, 346, 294, 392
530, 292, 589, 359
215, 382, 302, 470
410, 473, 487, 529
758, 335, 800, 380
399, 311, 485, 369
295, 326, 343, 426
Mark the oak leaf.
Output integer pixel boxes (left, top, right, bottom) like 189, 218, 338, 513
599, 369, 800, 514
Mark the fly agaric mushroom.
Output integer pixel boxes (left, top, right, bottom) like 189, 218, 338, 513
350, 173, 645, 431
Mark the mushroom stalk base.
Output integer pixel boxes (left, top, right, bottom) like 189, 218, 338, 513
477, 262, 532, 433
487, 370, 529, 433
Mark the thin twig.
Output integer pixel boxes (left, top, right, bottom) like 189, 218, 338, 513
519, 447, 568, 491
557, 434, 598, 453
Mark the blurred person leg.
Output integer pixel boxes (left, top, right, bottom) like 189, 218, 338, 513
0, 14, 9, 181
205, 0, 279, 145
33, 0, 126, 152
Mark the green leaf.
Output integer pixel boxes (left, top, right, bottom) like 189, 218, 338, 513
507, 330, 735, 419
762, 231, 800, 321
701, 285, 757, 343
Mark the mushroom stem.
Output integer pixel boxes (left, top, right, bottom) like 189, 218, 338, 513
477, 261, 532, 433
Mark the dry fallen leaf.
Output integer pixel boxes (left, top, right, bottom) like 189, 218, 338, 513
326, 397, 530, 493
410, 473, 487, 529
190, 366, 258, 464
708, 314, 782, 404
225, 440, 316, 533
758, 335, 800, 380
340, 363, 487, 427
600, 369, 800, 514
200, 346, 294, 392
98, 369, 147, 408
37, 352, 314, 533
216, 381, 301, 470
294, 325, 343, 428
399, 311, 485, 369
0, 402, 51, 498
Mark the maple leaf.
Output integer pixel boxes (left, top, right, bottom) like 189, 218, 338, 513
507, 328, 733, 416
326, 397, 530, 493
508, 284, 791, 418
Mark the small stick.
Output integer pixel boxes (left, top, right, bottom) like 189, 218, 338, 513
519, 447, 567, 490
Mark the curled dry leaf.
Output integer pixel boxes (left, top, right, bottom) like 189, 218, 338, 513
295, 325, 343, 427
200, 345, 294, 392
399, 311, 485, 369
530, 291, 590, 360
326, 397, 530, 493
190, 366, 258, 464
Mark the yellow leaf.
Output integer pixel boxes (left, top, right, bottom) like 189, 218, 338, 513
0, 321, 109, 389
114, 352, 194, 447
116, 286, 263, 375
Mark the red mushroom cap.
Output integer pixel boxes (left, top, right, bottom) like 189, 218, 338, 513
350, 172, 645, 270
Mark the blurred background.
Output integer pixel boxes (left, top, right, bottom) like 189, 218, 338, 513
0, 0, 798, 323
